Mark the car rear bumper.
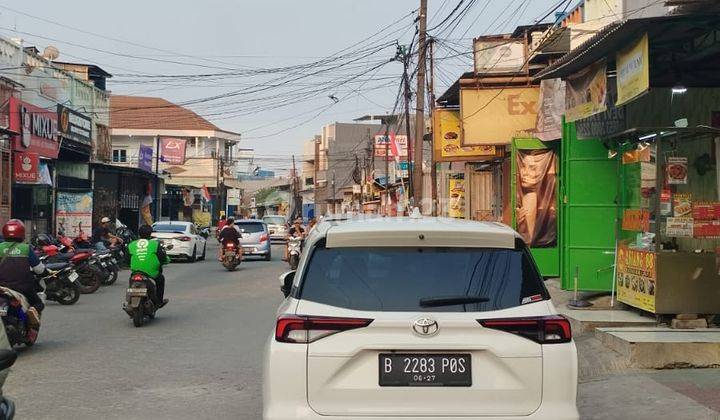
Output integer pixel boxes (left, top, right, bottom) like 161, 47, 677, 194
269, 234, 286, 241
242, 243, 271, 255
263, 404, 579, 420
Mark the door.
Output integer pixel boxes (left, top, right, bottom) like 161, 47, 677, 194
468, 167, 496, 221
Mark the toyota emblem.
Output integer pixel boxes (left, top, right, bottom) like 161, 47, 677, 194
412, 317, 439, 337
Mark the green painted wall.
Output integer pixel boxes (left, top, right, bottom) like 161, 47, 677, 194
559, 122, 618, 291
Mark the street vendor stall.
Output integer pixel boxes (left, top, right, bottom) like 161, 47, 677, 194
613, 127, 720, 315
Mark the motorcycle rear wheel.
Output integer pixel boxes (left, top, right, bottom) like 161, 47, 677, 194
102, 265, 119, 286
132, 307, 145, 327
56, 283, 81, 305
78, 266, 102, 294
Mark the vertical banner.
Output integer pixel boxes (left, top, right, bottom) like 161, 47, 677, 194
565, 59, 607, 122
56, 191, 93, 237
616, 33, 649, 106
447, 176, 466, 218
13, 152, 39, 183
616, 244, 656, 312
160, 137, 187, 164
516, 149, 558, 247
535, 78, 566, 141
138, 144, 153, 172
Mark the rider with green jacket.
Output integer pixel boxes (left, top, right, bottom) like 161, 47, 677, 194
128, 225, 170, 307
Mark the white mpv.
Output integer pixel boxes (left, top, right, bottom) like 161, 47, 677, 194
263, 216, 579, 420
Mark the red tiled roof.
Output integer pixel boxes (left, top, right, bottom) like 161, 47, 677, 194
110, 95, 222, 131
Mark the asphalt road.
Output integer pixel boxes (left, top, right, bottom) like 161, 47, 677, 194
4, 241, 286, 420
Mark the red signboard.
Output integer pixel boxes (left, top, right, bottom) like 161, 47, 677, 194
160, 137, 187, 164
9, 97, 59, 159
13, 152, 39, 183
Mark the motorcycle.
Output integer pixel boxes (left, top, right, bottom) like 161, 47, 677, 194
38, 245, 102, 294
221, 242, 242, 271
94, 251, 119, 286
39, 260, 81, 305
123, 244, 172, 328
114, 219, 136, 266
0, 288, 40, 347
197, 225, 210, 239
287, 236, 303, 270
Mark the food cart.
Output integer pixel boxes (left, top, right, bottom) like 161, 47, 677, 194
613, 127, 720, 316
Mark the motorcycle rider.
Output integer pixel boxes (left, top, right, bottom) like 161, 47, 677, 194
283, 218, 306, 261
92, 217, 123, 251
0, 219, 46, 329
218, 217, 242, 260
215, 215, 227, 242
127, 225, 169, 307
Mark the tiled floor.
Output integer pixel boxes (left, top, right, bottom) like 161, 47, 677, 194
558, 308, 655, 323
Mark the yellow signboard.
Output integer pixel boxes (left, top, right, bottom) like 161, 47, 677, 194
616, 244, 656, 313
433, 109, 496, 161
616, 33, 649, 106
460, 87, 539, 145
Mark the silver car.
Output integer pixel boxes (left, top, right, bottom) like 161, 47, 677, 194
237, 220, 272, 261
262, 215, 287, 242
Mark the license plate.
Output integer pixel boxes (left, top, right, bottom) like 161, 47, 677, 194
127, 288, 147, 296
379, 354, 471, 387
68, 271, 79, 282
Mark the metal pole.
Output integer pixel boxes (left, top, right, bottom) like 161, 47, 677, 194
414, 0, 427, 210
154, 135, 160, 221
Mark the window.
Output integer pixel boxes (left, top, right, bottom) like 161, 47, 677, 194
112, 149, 127, 163
237, 222, 265, 233
299, 245, 548, 312
305, 177, 314, 186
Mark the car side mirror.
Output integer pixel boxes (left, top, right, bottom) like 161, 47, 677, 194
0, 349, 17, 371
279, 271, 295, 297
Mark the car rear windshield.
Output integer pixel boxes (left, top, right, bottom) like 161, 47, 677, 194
237, 222, 265, 233
263, 216, 285, 225
298, 246, 548, 312
153, 224, 188, 233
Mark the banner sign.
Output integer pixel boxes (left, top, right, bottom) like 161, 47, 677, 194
565, 59, 607, 122
617, 244, 656, 313
460, 87, 538, 145
576, 77, 627, 139
57, 104, 92, 146
448, 177, 466, 218
138, 144, 153, 172
433, 109, 496, 160
56, 191, 93, 238
160, 137, 187, 164
616, 33, 649, 106
13, 152, 39, 184
692, 202, 720, 220
535, 78, 565, 141
665, 217, 693, 237
516, 149, 558, 247
9, 97, 59, 159
374, 134, 407, 159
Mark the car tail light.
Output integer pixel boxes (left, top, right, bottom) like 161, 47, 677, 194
275, 315, 373, 343
260, 233, 269, 243
177, 236, 191, 242
478, 315, 572, 344
225, 243, 235, 248
131, 274, 145, 282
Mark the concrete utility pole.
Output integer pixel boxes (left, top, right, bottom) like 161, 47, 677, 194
413, 0, 427, 210
428, 37, 438, 216
403, 53, 413, 204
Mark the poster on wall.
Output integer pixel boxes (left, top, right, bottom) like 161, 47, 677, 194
665, 217, 693, 237
56, 191, 93, 238
434, 109, 496, 160
515, 149, 557, 247
666, 156, 688, 185
565, 59, 607, 122
535, 78, 566, 141
447, 176, 466, 218
616, 33, 649, 106
622, 209, 650, 232
616, 244, 656, 313
673, 193, 692, 217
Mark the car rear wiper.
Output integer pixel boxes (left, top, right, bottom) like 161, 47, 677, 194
419, 295, 489, 308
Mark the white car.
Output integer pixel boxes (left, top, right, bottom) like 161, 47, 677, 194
151, 221, 207, 262
263, 215, 288, 242
263, 216, 578, 420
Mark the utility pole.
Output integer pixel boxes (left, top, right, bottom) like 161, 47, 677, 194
385, 127, 390, 215
402, 53, 413, 207
331, 171, 336, 214
428, 37, 438, 216
414, 0, 427, 212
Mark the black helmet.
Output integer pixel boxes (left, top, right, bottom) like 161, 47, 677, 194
138, 224, 153, 239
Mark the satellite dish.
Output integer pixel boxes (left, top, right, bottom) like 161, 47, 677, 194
42, 45, 60, 61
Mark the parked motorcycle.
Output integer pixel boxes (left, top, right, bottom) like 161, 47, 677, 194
0, 288, 40, 347
95, 251, 119, 286
221, 242, 242, 271
197, 225, 210, 239
114, 219, 135, 266
38, 245, 102, 294
39, 261, 81, 305
123, 244, 172, 327
287, 236, 302, 270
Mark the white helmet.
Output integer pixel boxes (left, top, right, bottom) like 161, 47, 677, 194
100, 217, 111, 224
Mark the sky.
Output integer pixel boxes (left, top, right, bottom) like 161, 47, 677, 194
0, 0, 564, 173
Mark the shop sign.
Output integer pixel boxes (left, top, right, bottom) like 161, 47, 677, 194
160, 137, 187, 164
396, 161, 411, 178
460, 87, 538, 145
473, 38, 526, 74
576, 78, 626, 139
535, 78, 565, 141
616, 33, 649, 106
374, 134, 407, 159
55, 191, 93, 238
673, 193, 692, 217
622, 208, 650, 232
227, 189, 241, 206
616, 244, 656, 313
57, 104, 92, 146
138, 145, 153, 172
433, 109, 496, 160
694, 220, 720, 238
447, 176, 466, 218
665, 217, 693, 237
9, 97, 59, 159
13, 152, 39, 183
666, 156, 688, 185
565, 59, 607, 123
